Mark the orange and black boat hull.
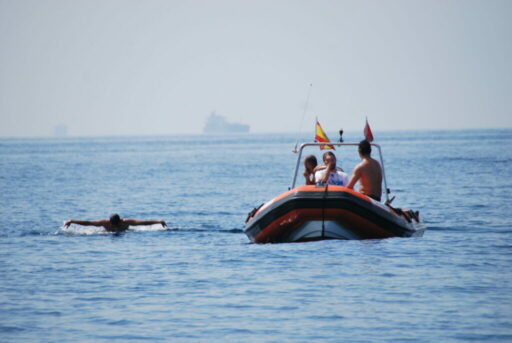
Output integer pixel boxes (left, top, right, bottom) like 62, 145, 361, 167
244, 185, 424, 243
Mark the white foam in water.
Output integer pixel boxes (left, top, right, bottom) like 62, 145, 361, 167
60, 223, 167, 235
62, 224, 110, 235
130, 224, 167, 232
61, 224, 108, 235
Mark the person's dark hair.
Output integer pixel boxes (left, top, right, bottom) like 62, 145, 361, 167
304, 155, 317, 168
358, 139, 372, 156
322, 151, 336, 162
110, 213, 121, 226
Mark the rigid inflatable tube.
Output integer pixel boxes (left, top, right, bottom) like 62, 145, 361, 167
248, 189, 413, 239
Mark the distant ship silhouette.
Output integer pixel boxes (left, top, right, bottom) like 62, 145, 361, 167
203, 112, 250, 134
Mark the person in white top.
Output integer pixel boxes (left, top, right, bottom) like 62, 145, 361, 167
314, 151, 349, 186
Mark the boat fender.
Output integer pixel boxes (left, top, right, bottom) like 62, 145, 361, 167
245, 203, 264, 223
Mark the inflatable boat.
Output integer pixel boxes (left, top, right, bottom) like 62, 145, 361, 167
244, 142, 425, 243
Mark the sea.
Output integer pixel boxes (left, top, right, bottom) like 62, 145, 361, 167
1, 129, 511, 342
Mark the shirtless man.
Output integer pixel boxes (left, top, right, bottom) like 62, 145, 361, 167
64, 213, 167, 232
347, 140, 382, 201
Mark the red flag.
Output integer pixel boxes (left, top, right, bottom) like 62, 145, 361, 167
364, 117, 374, 142
315, 119, 334, 150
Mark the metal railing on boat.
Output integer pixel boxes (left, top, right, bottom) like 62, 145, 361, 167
291, 142, 390, 203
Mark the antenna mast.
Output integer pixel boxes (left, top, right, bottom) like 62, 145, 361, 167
292, 83, 313, 153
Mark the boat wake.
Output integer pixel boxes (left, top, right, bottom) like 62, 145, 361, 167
166, 226, 244, 233
56, 224, 242, 236
58, 223, 168, 235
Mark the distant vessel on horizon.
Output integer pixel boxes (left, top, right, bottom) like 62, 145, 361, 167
203, 112, 250, 134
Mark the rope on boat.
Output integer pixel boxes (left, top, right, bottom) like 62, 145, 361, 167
321, 183, 329, 238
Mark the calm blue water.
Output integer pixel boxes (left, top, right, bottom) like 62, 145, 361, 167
1, 130, 511, 342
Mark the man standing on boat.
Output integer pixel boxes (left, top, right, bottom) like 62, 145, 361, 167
315, 151, 349, 186
347, 140, 383, 201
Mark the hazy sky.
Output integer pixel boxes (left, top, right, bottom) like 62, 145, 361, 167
1, 0, 511, 137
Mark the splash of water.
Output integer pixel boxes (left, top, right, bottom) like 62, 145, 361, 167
59, 223, 167, 235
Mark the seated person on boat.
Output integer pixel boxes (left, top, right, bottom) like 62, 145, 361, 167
303, 154, 318, 185
314, 151, 349, 186
347, 140, 383, 201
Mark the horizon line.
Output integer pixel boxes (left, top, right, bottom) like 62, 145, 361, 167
0, 127, 511, 140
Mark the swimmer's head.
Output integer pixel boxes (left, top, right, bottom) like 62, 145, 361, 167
110, 213, 121, 226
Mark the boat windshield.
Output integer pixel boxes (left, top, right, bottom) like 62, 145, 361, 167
291, 142, 389, 203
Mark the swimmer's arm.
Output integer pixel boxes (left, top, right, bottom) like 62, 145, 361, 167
347, 165, 362, 190
123, 219, 167, 227
64, 219, 108, 228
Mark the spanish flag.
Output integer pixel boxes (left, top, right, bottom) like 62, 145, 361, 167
315, 119, 334, 150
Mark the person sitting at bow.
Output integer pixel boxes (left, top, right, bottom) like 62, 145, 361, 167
314, 151, 349, 186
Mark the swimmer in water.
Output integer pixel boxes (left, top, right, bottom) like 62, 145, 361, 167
64, 213, 167, 232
